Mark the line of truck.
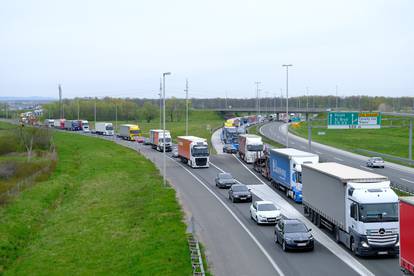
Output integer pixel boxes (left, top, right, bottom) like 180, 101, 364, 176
45, 119, 90, 132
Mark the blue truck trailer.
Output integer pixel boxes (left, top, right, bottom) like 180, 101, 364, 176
269, 148, 319, 203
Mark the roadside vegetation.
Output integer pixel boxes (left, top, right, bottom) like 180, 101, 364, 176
0, 130, 192, 275
106, 109, 224, 145
290, 114, 414, 161
0, 122, 55, 204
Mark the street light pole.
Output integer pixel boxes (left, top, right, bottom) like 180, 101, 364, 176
282, 64, 292, 148
162, 72, 171, 188
185, 79, 189, 136
159, 78, 162, 129
255, 81, 261, 120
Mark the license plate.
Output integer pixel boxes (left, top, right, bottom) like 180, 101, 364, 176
297, 243, 307, 246
240, 197, 246, 200
378, 251, 388, 255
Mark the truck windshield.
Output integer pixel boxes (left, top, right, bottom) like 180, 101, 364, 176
83, 123, 89, 128
106, 125, 114, 130
247, 144, 263, 151
159, 138, 171, 143
192, 146, 209, 157
359, 203, 398, 222
130, 130, 140, 134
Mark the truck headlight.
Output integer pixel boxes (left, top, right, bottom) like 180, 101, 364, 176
361, 241, 369, 248
395, 241, 399, 247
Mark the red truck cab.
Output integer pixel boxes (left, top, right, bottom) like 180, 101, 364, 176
400, 197, 414, 274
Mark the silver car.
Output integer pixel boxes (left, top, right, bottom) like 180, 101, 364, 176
367, 157, 385, 168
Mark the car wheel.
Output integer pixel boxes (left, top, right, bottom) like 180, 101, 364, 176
274, 234, 278, 244
255, 216, 260, 225
250, 211, 254, 220
282, 240, 287, 252
232, 197, 235, 203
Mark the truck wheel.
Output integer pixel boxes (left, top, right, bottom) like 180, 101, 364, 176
316, 214, 321, 228
350, 238, 358, 256
335, 227, 340, 243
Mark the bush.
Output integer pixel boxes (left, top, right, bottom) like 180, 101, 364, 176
0, 161, 17, 180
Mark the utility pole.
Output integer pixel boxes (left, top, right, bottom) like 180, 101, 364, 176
409, 119, 413, 161
77, 99, 80, 120
159, 78, 162, 129
274, 93, 277, 114
162, 72, 171, 188
115, 104, 118, 133
58, 84, 62, 119
255, 81, 261, 119
335, 85, 338, 110
94, 99, 97, 129
225, 91, 228, 110
282, 64, 292, 148
185, 79, 189, 136
306, 87, 309, 112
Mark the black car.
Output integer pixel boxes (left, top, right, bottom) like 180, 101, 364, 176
275, 218, 314, 251
215, 172, 236, 188
228, 184, 252, 202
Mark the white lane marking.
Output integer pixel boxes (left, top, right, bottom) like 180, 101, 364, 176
400, 178, 414, 184
361, 165, 374, 171
172, 158, 285, 276
231, 155, 375, 276
334, 157, 344, 161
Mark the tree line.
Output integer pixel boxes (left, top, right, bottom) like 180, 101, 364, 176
41, 97, 189, 122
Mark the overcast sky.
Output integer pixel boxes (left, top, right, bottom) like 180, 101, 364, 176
1, 0, 413, 99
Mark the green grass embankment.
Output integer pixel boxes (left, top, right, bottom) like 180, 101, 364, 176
290, 118, 413, 160
0, 131, 192, 275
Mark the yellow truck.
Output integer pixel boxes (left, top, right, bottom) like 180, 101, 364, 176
119, 124, 140, 140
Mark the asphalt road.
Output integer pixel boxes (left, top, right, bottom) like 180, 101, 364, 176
69, 130, 401, 275
260, 121, 414, 193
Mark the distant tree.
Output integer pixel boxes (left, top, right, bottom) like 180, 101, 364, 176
142, 102, 158, 123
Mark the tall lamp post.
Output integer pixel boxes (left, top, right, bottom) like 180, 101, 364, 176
162, 72, 171, 187
282, 64, 292, 148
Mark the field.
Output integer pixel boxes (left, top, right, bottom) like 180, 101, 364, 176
92, 109, 224, 145
290, 115, 414, 160
0, 130, 192, 275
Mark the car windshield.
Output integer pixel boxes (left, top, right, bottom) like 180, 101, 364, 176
257, 203, 277, 211
232, 185, 248, 192
106, 125, 113, 130
247, 144, 263, 151
285, 222, 308, 233
359, 203, 398, 222
192, 146, 209, 157
372, 158, 383, 161
220, 173, 233, 179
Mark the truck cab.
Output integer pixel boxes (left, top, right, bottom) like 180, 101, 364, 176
81, 120, 90, 132
345, 182, 399, 256
178, 136, 209, 168
238, 134, 263, 163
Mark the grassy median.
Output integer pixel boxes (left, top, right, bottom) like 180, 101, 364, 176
0, 131, 192, 275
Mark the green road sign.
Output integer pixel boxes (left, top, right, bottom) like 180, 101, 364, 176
328, 112, 381, 129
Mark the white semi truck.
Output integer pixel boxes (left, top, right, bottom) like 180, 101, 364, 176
302, 162, 399, 257
149, 129, 172, 151
238, 134, 263, 163
95, 122, 114, 136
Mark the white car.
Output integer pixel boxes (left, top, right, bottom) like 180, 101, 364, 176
367, 157, 385, 168
250, 201, 282, 225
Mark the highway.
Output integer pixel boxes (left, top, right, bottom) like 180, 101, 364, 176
75, 130, 401, 275
260, 121, 414, 193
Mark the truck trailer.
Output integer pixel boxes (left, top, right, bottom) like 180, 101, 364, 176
53, 119, 65, 129
95, 122, 114, 136
177, 136, 209, 168
238, 134, 263, 163
119, 124, 140, 141
64, 120, 81, 131
399, 197, 414, 274
44, 119, 54, 128
149, 129, 172, 151
302, 162, 399, 257
269, 148, 319, 203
